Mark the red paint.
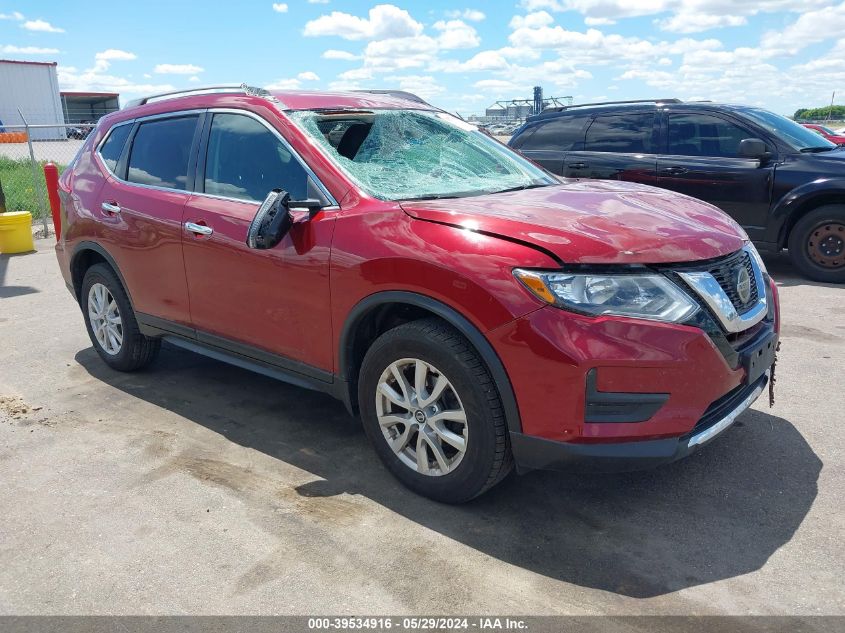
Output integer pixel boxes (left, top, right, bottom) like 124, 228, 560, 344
55, 90, 780, 450
801, 123, 845, 145
43, 162, 61, 240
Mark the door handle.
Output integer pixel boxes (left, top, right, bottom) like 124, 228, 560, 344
185, 221, 213, 236
101, 201, 121, 215
568, 162, 589, 169
660, 166, 689, 175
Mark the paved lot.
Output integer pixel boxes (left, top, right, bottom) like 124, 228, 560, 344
0, 239, 842, 615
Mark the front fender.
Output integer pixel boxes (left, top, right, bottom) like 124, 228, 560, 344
771, 178, 845, 246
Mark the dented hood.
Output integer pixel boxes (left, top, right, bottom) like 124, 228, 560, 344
399, 180, 746, 264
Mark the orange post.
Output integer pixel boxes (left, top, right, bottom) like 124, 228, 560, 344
43, 162, 62, 240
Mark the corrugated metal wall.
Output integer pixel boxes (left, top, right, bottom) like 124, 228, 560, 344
0, 61, 66, 140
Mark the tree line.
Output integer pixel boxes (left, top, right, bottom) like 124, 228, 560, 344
794, 105, 845, 120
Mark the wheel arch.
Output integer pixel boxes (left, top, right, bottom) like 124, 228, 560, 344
774, 182, 845, 248
70, 241, 132, 306
339, 291, 522, 434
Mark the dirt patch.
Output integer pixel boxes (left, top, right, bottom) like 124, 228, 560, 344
0, 395, 42, 420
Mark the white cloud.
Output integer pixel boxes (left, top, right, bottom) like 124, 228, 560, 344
0, 11, 24, 20
509, 11, 554, 29
761, 3, 845, 55
1, 44, 59, 54
188, 76, 200, 83
584, 17, 615, 26
657, 13, 746, 34
272, 3, 288, 12
266, 78, 302, 90
154, 63, 204, 74
22, 19, 64, 33
308, 0, 330, 3
445, 9, 485, 22
303, 4, 423, 40
297, 70, 320, 81
95, 49, 137, 62
385, 74, 445, 98
322, 49, 360, 60
433, 19, 480, 50
57, 65, 174, 97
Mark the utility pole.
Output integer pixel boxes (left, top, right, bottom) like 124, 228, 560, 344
828, 91, 836, 121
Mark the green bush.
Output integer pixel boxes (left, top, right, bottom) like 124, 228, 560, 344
0, 157, 65, 219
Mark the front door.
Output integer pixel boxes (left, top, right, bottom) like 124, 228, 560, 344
657, 112, 774, 238
181, 111, 337, 375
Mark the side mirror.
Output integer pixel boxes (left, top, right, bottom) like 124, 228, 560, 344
246, 191, 325, 250
738, 138, 770, 160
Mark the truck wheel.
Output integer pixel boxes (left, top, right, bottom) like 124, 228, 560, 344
788, 205, 845, 283
81, 263, 160, 371
358, 318, 513, 503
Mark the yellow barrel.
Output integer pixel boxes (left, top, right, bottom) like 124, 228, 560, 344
0, 211, 35, 254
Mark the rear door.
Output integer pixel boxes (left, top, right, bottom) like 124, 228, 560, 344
95, 113, 200, 326
511, 114, 590, 174
563, 112, 659, 185
181, 110, 338, 375
657, 111, 774, 233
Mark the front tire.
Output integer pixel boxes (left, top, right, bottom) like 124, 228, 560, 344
81, 263, 160, 371
787, 205, 845, 283
358, 318, 512, 503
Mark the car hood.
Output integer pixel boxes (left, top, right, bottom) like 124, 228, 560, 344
399, 180, 746, 264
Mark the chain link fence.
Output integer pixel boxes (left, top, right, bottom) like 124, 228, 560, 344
0, 123, 95, 233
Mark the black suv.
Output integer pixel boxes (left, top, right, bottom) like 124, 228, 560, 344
510, 99, 845, 282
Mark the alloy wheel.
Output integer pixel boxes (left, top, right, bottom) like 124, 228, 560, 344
375, 358, 468, 476
87, 282, 123, 355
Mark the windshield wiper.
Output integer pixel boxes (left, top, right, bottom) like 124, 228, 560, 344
799, 146, 836, 153
489, 183, 550, 195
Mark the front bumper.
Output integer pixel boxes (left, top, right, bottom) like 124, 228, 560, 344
510, 372, 768, 473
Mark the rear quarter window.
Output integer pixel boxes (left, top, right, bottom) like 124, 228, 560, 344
97, 124, 132, 174
584, 113, 655, 153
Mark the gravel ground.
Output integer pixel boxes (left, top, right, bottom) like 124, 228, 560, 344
0, 239, 842, 615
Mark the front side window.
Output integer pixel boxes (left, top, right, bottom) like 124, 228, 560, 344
667, 113, 752, 158
98, 124, 132, 173
203, 113, 308, 202
127, 116, 198, 190
289, 109, 554, 201
584, 114, 655, 153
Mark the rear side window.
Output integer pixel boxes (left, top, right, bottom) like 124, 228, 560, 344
667, 113, 752, 158
127, 116, 198, 190
203, 113, 308, 201
584, 113, 655, 153
98, 124, 131, 173
516, 115, 589, 151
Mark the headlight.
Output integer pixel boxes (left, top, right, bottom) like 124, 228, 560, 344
513, 269, 699, 323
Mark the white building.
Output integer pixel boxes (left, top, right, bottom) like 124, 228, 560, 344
0, 59, 65, 140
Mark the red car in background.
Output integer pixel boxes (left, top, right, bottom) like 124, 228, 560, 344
802, 123, 845, 145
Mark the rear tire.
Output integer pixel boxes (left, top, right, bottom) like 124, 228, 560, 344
358, 318, 513, 503
81, 264, 160, 371
787, 205, 845, 283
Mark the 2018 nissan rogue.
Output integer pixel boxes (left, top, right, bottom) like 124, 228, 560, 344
53, 86, 780, 503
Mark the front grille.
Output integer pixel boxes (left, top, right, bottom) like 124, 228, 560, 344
705, 250, 759, 313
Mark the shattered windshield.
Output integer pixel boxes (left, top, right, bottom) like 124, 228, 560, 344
289, 109, 555, 201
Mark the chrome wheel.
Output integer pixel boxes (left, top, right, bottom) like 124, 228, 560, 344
87, 282, 123, 355
375, 358, 468, 476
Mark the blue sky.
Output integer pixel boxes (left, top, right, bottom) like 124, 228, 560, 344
2, 1, 844, 116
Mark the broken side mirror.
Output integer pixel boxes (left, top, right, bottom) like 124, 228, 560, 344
246, 190, 324, 250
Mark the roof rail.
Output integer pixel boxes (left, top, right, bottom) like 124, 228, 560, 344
352, 89, 431, 106
124, 84, 273, 108
543, 98, 682, 113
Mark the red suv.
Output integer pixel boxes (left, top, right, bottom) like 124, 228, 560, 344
54, 86, 780, 503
